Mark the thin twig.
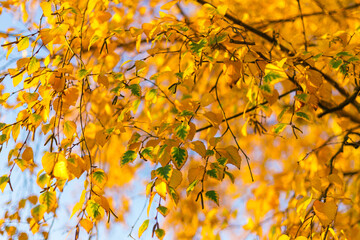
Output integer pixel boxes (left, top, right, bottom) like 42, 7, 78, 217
296, 0, 308, 51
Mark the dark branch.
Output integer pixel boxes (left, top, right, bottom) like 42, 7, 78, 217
318, 87, 360, 118
253, 3, 360, 28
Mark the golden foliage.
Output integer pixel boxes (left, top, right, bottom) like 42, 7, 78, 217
0, 0, 360, 239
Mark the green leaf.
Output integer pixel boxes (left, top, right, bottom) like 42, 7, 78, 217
31, 204, 46, 221
205, 190, 219, 206
186, 179, 199, 196
145, 89, 157, 101
216, 157, 227, 166
0, 175, 9, 192
174, 122, 189, 141
113, 72, 124, 80
0, 134, 7, 144
225, 171, 235, 183
128, 132, 141, 144
88, 35, 100, 51
15, 158, 27, 171
179, 110, 194, 116
171, 147, 187, 169
264, 71, 282, 83
87, 200, 102, 219
272, 123, 288, 134
132, 99, 141, 113
77, 68, 89, 79
313, 53, 323, 61
105, 127, 114, 135
330, 59, 342, 69
138, 219, 149, 238
31, 113, 42, 123
92, 170, 106, 184
209, 33, 227, 46
175, 72, 183, 80
141, 147, 154, 160
157, 205, 170, 217
260, 84, 272, 94
37, 173, 50, 188
295, 93, 309, 103
348, 56, 359, 62
295, 112, 311, 121
155, 165, 173, 183
278, 106, 290, 121
110, 85, 122, 95
189, 39, 207, 56
127, 84, 141, 97
39, 191, 56, 212
339, 64, 348, 75
206, 169, 218, 179
121, 150, 137, 166
168, 83, 178, 94
205, 149, 214, 156
168, 186, 179, 206
17, 37, 29, 51
155, 229, 165, 240
336, 51, 352, 57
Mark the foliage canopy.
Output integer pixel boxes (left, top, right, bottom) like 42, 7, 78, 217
0, 0, 360, 239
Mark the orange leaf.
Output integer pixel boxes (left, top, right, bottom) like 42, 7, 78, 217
313, 200, 337, 226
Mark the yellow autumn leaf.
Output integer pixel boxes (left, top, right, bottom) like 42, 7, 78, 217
31, 204, 46, 222
160, 0, 178, 10
17, 37, 29, 51
225, 146, 242, 169
22, 147, 33, 162
200, 93, 216, 107
54, 161, 70, 180
80, 219, 93, 233
217, 4, 228, 16
278, 235, 290, 240
36, 171, 50, 189
70, 190, 86, 218
40, 2, 52, 17
313, 200, 337, 226
12, 71, 24, 87
86, 200, 105, 221
41, 152, 56, 175
39, 190, 56, 212
136, 34, 141, 53
0, 175, 9, 192
155, 179, 167, 199
188, 166, 205, 183
169, 168, 182, 189
91, 168, 108, 188
190, 140, 206, 158
63, 121, 77, 138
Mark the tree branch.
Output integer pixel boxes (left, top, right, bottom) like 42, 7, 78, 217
196, 0, 360, 113
318, 87, 360, 118
196, 88, 299, 132
253, 3, 360, 28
